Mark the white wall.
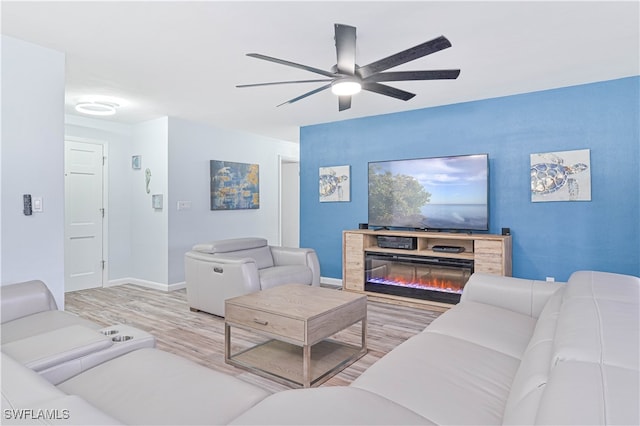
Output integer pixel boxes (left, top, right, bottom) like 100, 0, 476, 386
1, 36, 66, 307
64, 115, 298, 289
167, 117, 299, 284
1, 35, 300, 293
130, 118, 169, 285
64, 115, 134, 281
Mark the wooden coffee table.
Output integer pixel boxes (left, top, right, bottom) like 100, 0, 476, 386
224, 284, 367, 388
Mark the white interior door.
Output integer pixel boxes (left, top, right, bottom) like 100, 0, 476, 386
64, 140, 104, 292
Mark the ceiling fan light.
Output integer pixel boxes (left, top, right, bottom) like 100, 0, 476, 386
331, 80, 362, 96
75, 101, 119, 116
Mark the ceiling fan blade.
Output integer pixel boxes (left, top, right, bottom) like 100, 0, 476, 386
276, 83, 332, 107
357, 36, 453, 79
247, 53, 336, 78
335, 24, 357, 75
338, 95, 352, 111
365, 69, 460, 83
362, 82, 416, 101
237, 79, 332, 88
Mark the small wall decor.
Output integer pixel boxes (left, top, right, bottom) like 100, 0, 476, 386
131, 155, 141, 170
145, 168, 152, 194
210, 160, 259, 210
530, 149, 591, 202
152, 194, 163, 210
319, 165, 350, 202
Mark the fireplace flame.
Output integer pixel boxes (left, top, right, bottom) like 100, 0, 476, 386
368, 275, 464, 295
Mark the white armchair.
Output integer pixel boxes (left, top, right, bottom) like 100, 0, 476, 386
184, 238, 320, 316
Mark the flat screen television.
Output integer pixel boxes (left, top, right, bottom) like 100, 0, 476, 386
368, 153, 489, 231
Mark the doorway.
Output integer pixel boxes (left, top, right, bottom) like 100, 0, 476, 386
280, 157, 300, 247
64, 140, 107, 292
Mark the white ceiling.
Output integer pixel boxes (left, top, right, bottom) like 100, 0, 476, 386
2, 1, 639, 142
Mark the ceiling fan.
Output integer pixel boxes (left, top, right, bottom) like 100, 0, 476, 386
237, 23, 460, 111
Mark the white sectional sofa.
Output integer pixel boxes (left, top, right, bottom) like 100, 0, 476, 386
232, 270, 639, 425
0, 280, 271, 425
2, 271, 638, 425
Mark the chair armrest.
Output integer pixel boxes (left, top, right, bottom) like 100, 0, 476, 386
1, 280, 59, 324
184, 251, 262, 316
461, 273, 564, 318
270, 247, 321, 286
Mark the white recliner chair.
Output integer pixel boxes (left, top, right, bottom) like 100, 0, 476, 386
184, 237, 320, 317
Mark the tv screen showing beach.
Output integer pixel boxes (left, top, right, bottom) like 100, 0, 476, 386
368, 154, 488, 231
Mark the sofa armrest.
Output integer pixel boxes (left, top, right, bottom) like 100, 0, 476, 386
461, 273, 564, 318
270, 247, 321, 286
1, 280, 58, 324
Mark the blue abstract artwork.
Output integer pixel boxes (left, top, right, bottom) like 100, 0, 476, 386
210, 160, 260, 210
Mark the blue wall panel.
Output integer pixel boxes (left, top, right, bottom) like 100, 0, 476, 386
300, 77, 639, 282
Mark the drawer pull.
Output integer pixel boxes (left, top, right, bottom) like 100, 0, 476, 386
213, 267, 223, 273
253, 318, 268, 326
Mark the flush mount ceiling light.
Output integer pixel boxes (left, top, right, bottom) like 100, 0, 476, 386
75, 101, 120, 116
331, 78, 362, 96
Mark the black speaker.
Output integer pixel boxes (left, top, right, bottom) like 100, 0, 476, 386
358, 223, 368, 229
501, 227, 511, 236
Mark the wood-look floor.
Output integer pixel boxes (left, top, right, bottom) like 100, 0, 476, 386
64, 284, 442, 392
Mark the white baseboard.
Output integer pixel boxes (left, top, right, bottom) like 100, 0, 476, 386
107, 278, 186, 292
320, 276, 343, 289
109, 277, 336, 292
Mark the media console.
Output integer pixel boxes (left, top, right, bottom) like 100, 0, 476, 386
342, 229, 512, 311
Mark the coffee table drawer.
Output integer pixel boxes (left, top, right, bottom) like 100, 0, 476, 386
226, 304, 305, 342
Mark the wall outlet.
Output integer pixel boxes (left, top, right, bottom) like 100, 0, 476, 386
546, 276, 555, 282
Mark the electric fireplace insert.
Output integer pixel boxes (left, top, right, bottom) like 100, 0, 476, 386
364, 252, 473, 304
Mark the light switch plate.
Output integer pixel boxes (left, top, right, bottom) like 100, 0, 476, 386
32, 197, 43, 212
177, 201, 192, 210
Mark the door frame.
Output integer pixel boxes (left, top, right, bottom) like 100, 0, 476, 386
64, 136, 109, 289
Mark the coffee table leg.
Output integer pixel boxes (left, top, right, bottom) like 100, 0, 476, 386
303, 344, 311, 387
224, 323, 231, 362
361, 315, 367, 351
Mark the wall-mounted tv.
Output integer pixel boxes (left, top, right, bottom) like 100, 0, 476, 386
368, 154, 489, 231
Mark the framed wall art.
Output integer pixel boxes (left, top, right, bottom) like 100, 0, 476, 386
131, 155, 141, 170
530, 149, 591, 202
210, 160, 259, 210
319, 165, 350, 202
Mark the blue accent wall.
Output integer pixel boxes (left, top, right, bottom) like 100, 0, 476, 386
300, 77, 640, 282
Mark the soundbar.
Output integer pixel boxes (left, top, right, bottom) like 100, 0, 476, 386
432, 245, 465, 253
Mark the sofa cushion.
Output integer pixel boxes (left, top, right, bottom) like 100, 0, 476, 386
552, 271, 639, 370
259, 265, 313, 289
1, 310, 102, 345
424, 300, 537, 359
352, 331, 521, 425
529, 271, 640, 425
1, 325, 112, 372
1, 353, 122, 425
1, 353, 66, 409
230, 387, 434, 425
231, 246, 275, 269
535, 361, 639, 425
0, 280, 58, 323
502, 288, 564, 424
192, 238, 275, 269
57, 348, 270, 425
